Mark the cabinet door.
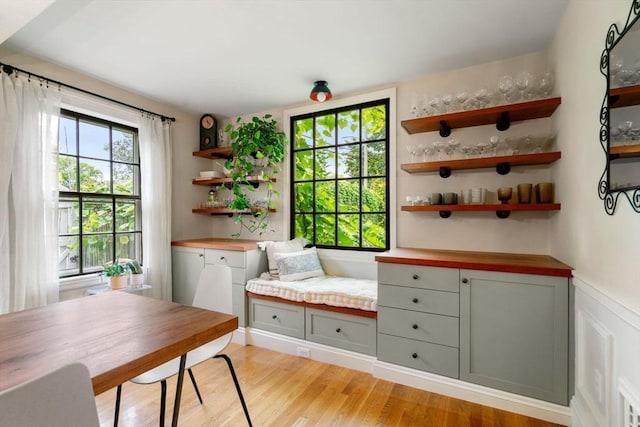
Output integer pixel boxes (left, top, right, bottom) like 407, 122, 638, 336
459, 269, 569, 405
171, 246, 204, 305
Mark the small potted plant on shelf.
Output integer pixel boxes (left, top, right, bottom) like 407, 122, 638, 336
102, 259, 129, 290
125, 259, 144, 287
222, 114, 286, 237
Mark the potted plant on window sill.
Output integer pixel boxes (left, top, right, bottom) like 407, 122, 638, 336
102, 260, 129, 290
222, 114, 286, 237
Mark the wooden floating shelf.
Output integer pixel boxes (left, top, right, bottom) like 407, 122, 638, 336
401, 151, 562, 175
609, 143, 640, 158
192, 207, 276, 216
402, 203, 561, 219
402, 203, 561, 212
400, 97, 561, 135
192, 176, 276, 186
609, 85, 640, 109
192, 147, 234, 159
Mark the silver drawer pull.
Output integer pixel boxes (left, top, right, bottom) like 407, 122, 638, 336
412, 353, 418, 359
412, 274, 419, 280
335, 328, 341, 333
412, 298, 419, 303
412, 324, 418, 330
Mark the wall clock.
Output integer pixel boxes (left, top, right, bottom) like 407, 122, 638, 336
200, 114, 217, 150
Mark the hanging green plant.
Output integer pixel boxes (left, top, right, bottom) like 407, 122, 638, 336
223, 114, 286, 236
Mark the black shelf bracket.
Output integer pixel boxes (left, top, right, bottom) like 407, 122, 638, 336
496, 162, 511, 175
439, 211, 452, 218
439, 167, 452, 178
439, 120, 451, 137
496, 210, 511, 219
496, 111, 510, 131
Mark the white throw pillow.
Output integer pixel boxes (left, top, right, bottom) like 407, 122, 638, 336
275, 247, 325, 282
265, 238, 307, 279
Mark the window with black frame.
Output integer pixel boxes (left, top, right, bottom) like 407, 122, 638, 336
58, 110, 142, 277
290, 99, 389, 250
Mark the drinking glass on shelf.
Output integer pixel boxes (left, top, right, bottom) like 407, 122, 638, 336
475, 88, 492, 108
505, 136, 520, 155
537, 72, 554, 98
410, 92, 420, 118
442, 93, 453, 113
447, 139, 460, 159
521, 135, 534, 154
488, 136, 500, 156
417, 143, 426, 161
420, 95, 431, 116
406, 145, 418, 162
458, 145, 471, 159
515, 71, 532, 101
423, 145, 435, 162
456, 90, 469, 111
476, 142, 489, 157
498, 75, 514, 104
429, 96, 442, 115
433, 141, 447, 160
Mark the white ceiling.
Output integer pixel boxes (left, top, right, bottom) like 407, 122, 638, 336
1, 0, 568, 119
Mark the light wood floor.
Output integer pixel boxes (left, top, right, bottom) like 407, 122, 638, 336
96, 343, 564, 427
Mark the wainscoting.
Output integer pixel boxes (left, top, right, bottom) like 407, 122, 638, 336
571, 276, 640, 427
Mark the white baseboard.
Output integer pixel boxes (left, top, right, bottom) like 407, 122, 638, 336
243, 327, 571, 426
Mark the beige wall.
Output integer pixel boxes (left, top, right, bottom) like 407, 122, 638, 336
550, 0, 640, 309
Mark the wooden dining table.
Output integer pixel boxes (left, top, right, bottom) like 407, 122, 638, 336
0, 291, 238, 426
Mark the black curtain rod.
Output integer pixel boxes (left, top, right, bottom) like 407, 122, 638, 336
0, 62, 176, 122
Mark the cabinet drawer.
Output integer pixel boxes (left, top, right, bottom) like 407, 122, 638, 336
248, 298, 304, 339
205, 249, 245, 268
378, 284, 459, 316
378, 306, 458, 347
378, 264, 459, 292
378, 333, 458, 378
306, 308, 377, 356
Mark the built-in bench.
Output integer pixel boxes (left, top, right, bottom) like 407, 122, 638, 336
245, 275, 377, 356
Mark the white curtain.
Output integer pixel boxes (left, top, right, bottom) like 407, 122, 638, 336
138, 115, 172, 301
0, 73, 61, 313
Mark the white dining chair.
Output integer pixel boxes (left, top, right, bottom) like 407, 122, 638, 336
0, 362, 100, 427
114, 263, 252, 427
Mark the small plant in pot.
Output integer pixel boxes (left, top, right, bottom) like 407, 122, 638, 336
222, 114, 286, 237
125, 259, 144, 287
102, 259, 129, 290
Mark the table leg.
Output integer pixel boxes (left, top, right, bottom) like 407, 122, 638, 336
171, 355, 187, 427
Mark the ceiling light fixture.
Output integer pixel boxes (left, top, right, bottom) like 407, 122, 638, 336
309, 80, 332, 102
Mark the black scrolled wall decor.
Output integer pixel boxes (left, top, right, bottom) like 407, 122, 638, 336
600, 0, 640, 215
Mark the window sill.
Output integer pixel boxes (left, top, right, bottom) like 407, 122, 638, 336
59, 274, 104, 292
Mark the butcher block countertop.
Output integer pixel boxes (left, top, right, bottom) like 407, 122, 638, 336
375, 248, 573, 278
171, 238, 261, 251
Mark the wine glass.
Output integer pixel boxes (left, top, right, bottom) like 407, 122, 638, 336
475, 88, 492, 108
447, 139, 460, 159
423, 144, 435, 162
498, 75, 514, 104
410, 92, 420, 118
537, 72, 554, 98
488, 136, 500, 156
476, 142, 489, 157
515, 71, 532, 101
505, 136, 520, 155
406, 145, 418, 162
458, 145, 471, 159
456, 90, 469, 111
417, 143, 426, 161
442, 93, 453, 113
433, 141, 446, 160
429, 96, 442, 115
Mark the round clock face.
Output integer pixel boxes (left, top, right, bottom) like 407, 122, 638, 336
201, 115, 215, 129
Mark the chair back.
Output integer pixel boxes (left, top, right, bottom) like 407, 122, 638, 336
192, 264, 233, 315
0, 362, 100, 427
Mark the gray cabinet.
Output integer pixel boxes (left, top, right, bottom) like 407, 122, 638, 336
306, 308, 377, 355
171, 246, 204, 305
377, 263, 460, 378
248, 297, 305, 339
171, 244, 267, 327
459, 269, 569, 405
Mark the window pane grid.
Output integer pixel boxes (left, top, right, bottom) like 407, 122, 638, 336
290, 99, 389, 251
58, 110, 141, 278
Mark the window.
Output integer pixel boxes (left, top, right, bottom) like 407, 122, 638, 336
58, 110, 142, 277
290, 99, 389, 250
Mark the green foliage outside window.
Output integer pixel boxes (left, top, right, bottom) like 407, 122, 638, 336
291, 100, 389, 250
